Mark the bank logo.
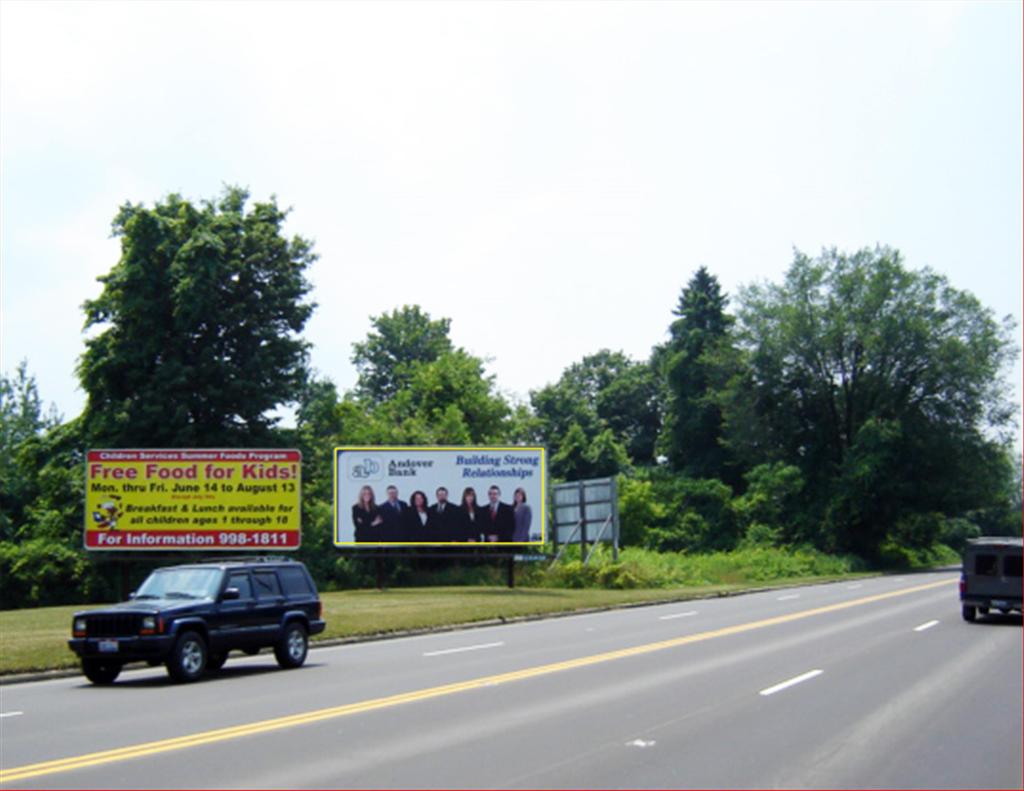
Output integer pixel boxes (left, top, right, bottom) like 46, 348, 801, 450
349, 456, 382, 480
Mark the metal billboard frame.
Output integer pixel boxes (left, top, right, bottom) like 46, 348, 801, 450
549, 477, 619, 564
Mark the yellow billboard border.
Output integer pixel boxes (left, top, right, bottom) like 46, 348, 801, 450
333, 446, 546, 547
83, 448, 304, 552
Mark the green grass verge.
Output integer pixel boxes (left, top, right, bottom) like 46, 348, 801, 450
0, 574, 871, 676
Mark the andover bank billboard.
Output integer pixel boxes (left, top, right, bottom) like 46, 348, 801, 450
334, 446, 545, 545
85, 449, 301, 550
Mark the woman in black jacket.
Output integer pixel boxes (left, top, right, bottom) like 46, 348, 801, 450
403, 490, 430, 543
351, 485, 384, 542
459, 487, 482, 542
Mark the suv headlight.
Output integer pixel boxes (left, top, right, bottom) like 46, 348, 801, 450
73, 617, 87, 635
140, 616, 157, 633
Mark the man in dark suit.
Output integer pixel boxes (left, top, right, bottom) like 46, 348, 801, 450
484, 485, 515, 542
378, 485, 408, 542
427, 487, 462, 542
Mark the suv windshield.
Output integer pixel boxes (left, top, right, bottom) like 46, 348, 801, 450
135, 568, 222, 600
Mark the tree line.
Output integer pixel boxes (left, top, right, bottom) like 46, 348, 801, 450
1, 187, 1019, 607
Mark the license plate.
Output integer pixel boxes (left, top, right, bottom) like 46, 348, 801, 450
991, 600, 1009, 608
98, 640, 119, 653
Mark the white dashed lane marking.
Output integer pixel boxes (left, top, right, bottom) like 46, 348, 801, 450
759, 669, 823, 697
423, 641, 505, 657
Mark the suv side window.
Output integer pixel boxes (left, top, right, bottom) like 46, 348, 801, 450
975, 554, 999, 576
278, 567, 313, 597
253, 570, 282, 599
1004, 555, 1022, 578
228, 572, 253, 599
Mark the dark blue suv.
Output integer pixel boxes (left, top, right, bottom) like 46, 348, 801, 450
69, 558, 325, 684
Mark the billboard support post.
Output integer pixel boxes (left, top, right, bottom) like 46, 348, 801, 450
578, 481, 588, 551
507, 556, 515, 589
120, 560, 132, 600
550, 521, 582, 567
583, 515, 613, 566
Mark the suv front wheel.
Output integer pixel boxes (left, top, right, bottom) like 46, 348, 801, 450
275, 622, 308, 669
82, 659, 122, 685
167, 630, 207, 682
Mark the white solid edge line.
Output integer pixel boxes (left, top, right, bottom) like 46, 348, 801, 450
0, 711, 25, 718
658, 611, 698, 620
776, 594, 801, 601
913, 620, 939, 632
423, 641, 506, 657
759, 669, 824, 696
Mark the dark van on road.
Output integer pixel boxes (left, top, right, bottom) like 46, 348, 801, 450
960, 537, 1022, 622
69, 557, 325, 684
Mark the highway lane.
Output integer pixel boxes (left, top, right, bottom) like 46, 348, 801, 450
1, 570, 1020, 788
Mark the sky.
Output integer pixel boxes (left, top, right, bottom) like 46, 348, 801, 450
1, 1, 1021, 444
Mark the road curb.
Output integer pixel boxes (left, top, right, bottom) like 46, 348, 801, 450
0, 572, 909, 686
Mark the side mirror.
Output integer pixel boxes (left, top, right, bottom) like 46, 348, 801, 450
222, 587, 240, 601
128, 591, 136, 599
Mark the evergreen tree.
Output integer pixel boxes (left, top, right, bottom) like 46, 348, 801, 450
660, 267, 733, 479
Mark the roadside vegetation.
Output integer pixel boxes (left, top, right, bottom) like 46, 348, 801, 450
1, 188, 1019, 613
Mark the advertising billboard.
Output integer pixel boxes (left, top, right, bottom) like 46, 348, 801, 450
334, 446, 545, 545
85, 449, 301, 550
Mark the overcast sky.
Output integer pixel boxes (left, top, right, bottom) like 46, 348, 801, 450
2, 1, 1021, 443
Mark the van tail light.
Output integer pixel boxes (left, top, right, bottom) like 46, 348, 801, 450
959, 576, 965, 598
317, 601, 323, 619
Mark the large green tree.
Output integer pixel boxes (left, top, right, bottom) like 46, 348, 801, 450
660, 267, 734, 480
532, 349, 662, 475
78, 188, 316, 446
352, 306, 453, 405
723, 246, 1018, 557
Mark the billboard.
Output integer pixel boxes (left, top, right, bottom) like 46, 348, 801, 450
551, 478, 619, 546
334, 446, 545, 545
85, 449, 301, 551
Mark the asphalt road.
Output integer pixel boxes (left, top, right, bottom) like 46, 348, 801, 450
1, 570, 1020, 789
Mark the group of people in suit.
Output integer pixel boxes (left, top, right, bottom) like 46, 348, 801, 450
351, 483, 533, 543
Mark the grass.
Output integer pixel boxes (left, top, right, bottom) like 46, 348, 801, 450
0, 574, 870, 676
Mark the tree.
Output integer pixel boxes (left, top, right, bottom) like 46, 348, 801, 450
532, 350, 662, 467
352, 306, 453, 404
78, 187, 315, 447
346, 310, 513, 445
0, 362, 60, 541
660, 267, 734, 480
724, 246, 1018, 557
549, 423, 629, 480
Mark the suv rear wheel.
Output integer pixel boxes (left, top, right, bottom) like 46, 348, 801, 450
167, 630, 207, 682
962, 604, 977, 622
82, 659, 122, 685
275, 622, 308, 669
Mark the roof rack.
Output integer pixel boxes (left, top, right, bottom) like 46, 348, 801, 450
184, 555, 296, 565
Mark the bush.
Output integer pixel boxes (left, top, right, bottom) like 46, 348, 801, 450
877, 540, 960, 570
531, 545, 861, 590
939, 517, 981, 553
741, 522, 782, 547
0, 539, 88, 609
546, 561, 600, 589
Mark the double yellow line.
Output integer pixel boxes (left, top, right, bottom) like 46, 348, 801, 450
0, 578, 955, 785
